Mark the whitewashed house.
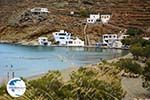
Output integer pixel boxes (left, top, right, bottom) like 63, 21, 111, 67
66, 37, 84, 47
102, 34, 118, 47
70, 11, 75, 15
101, 34, 128, 48
38, 37, 51, 46
53, 30, 84, 46
90, 14, 100, 20
86, 13, 111, 24
53, 30, 71, 45
87, 14, 100, 23
87, 18, 96, 23
31, 7, 49, 15
101, 13, 111, 24
112, 40, 123, 48
118, 34, 129, 40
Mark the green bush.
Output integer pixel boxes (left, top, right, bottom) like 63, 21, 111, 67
116, 58, 143, 74
122, 36, 150, 46
142, 45, 150, 59
62, 67, 124, 100
142, 60, 150, 91
130, 44, 143, 59
126, 27, 143, 36
80, 9, 90, 17
0, 84, 7, 96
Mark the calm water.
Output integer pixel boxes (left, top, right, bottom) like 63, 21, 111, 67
0, 44, 128, 78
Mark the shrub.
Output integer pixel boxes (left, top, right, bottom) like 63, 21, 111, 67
126, 27, 143, 36
121, 38, 132, 45
62, 67, 124, 100
130, 44, 143, 59
142, 45, 150, 59
80, 9, 90, 17
116, 59, 142, 74
0, 84, 7, 96
142, 60, 150, 91
0, 68, 125, 100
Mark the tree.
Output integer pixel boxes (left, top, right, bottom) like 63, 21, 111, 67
126, 27, 143, 36
121, 38, 131, 46
143, 60, 150, 91
130, 44, 143, 59
80, 9, 90, 17
143, 45, 150, 59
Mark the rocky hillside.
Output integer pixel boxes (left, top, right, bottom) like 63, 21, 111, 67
0, 0, 150, 44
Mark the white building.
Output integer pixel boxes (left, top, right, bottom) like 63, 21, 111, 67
31, 7, 49, 15
87, 14, 100, 23
102, 34, 118, 47
86, 13, 111, 24
102, 34, 128, 48
112, 40, 123, 48
118, 34, 129, 40
38, 37, 51, 46
101, 14, 111, 24
53, 30, 84, 46
53, 30, 71, 45
87, 18, 96, 23
90, 14, 100, 20
70, 11, 74, 15
66, 37, 84, 47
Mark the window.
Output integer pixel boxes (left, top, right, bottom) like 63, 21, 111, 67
42, 39, 46, 41
104, 36, 108, 38
109, 36, 111, 38
69, 41, 73, 44
59, 33, 66, 35
59, 37, 65, 39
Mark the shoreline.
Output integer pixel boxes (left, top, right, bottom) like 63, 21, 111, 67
0, 41, 129, 50
26, 53, 132, 81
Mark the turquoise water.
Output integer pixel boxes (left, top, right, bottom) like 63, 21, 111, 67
0, 44, 128, 78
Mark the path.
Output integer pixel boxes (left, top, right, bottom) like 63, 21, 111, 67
122, 77, 150, 99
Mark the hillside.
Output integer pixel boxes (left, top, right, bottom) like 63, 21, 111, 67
0, 0, 150, 44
